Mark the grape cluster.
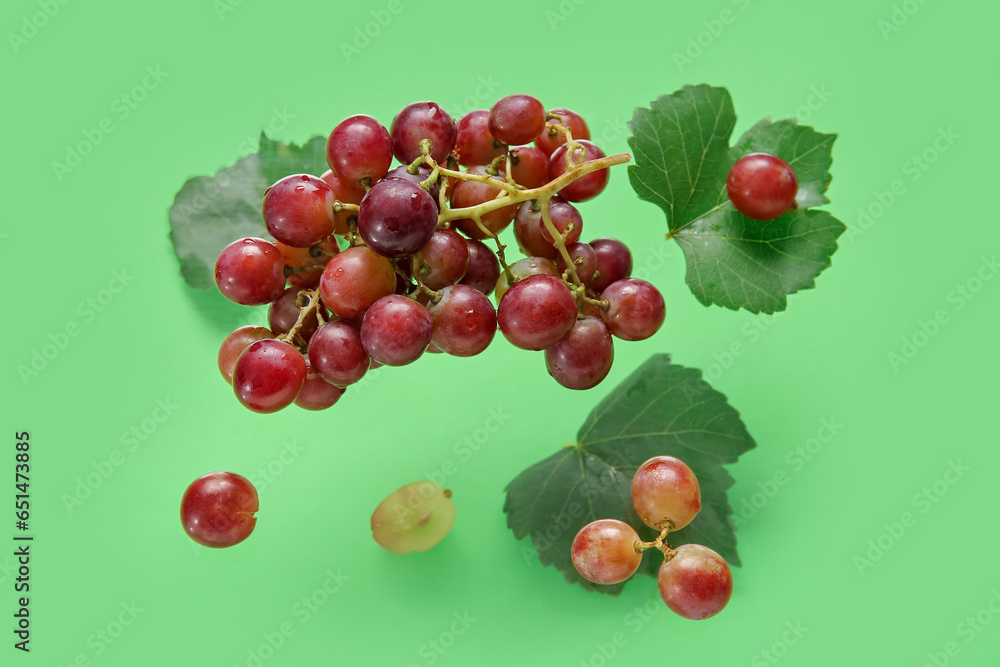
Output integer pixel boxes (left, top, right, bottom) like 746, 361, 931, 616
214, 95, 664, 413
571, 456, 734, 620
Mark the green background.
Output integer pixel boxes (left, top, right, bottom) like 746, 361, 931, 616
2, 0, 997, 664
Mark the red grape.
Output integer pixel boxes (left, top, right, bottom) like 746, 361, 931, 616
494, 256, 559, 302
262, 174, 336, 248
360, 295, 433, 366
571, 519, 642, 585
358, 179, 438, 259
513, 197, 583, 259
308, 321, 370, 387
413, 228, 469, 289
451, 168, 517, 239
215, 237, 286, 306
326, 114, 393, 185
600, 279, 666, 341
556, 242, 598, 284
319, 246, 396, 321
589, 238, 633, 293
180, 471, 258, 548
294, 357, 346, 410
218, 326, 272, 384
497, 274, 577, 350
232, 339, 307, 413
427, 285, 497, 357
549, 140, 609, 202
497, 146, 549, 189
726, 153, 798, 221
455, 110, 505, 166
535, 108, 590, 157
631, 456, 701, 531
545, 316, 614, 390
390, 101, 457, 163
658, 544, 733, 620
489, 94, 546, 146
458, 239, 501, 295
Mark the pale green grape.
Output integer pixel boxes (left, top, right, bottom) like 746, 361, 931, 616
370, 481, 455, 554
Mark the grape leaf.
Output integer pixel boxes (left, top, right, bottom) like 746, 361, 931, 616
168, 133, 327, 289
504, 354, 755, 594
627, 84, 845, 313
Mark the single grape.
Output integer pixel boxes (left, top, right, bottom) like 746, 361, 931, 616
497, 146, 549, 189
268, 286, 325, 344
631, 456, 701, 531
382, 164, 440, 208
390, 101, 457, 163
489, 94, 546, 146
512, 197, 583, 259
412, 229, 469, 290
493, 256, 559, 302
589, 238, 633, 293
535, 108, 590, 157
275, 239, 339, 289
658, 544, 733, 620
218, 325, 272, 384
450, 168, 518, 239
726, 153, 798, 221
600, 279, 666, 341
262, 174, 336, 248
458, 239, 501, 295
215, 237, 287, 306
571, 519, 642, 585
180, 471, 258, 548
357, 179, 438, 259
319, 170, 366, 235
360, 295, 433, 366
545, 316, 614, 390
427, 285, 497, 357
548, 140, 609, 202
455, 109, 506, 166
294, 356, 346, 410
319, 246, 396, 321
555, 242, 598, 284
232, 339, 307, 413
308, 321, 370, 387
497, 274, 577, 351
326, 114, 393, 185
371, 481, 456, 554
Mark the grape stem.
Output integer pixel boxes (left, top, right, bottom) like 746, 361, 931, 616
636, 526, 677, 560
278, 288, 323, 344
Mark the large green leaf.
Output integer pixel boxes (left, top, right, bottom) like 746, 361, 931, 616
504, 355, 756, 594
168, 133, 327, 289
628, 85, 845, 313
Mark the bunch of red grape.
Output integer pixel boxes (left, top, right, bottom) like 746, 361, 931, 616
213, 94, 665, 413
571, 456, 734, 620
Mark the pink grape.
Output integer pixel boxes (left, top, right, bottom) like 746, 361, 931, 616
571, 519, 642, 585
631, 456, 701, 531
658, 544, 733, 620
